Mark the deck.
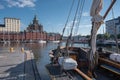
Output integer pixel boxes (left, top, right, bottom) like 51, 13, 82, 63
46, 64, 85, 80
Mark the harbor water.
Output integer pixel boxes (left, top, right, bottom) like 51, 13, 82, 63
0, 42, 118, 80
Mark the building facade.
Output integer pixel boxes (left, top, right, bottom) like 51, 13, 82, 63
0, 17, 20, 32
106, 17, 120, 35
0, 16, 61, 42
27, 15, 43, 32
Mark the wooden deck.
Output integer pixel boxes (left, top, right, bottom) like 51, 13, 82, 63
48, 47, 120, 80
46, 64, 86, 80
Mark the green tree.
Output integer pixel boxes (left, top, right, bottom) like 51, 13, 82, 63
117, 34, 120, 39
110, 34, 114, 39
104, 33, 110, 40
86, 35, 90, 38
97, 34, 103, 39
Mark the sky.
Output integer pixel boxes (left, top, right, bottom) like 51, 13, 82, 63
0, 0, 120, 36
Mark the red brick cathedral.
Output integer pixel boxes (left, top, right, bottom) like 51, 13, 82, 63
27, 15, 43, 32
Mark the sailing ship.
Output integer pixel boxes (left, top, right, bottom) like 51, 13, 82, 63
46, 0, 120, 80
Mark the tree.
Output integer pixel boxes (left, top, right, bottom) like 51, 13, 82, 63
117, 34, 120, 39
110, 34, 114, 39
97, 34, 103, 39
104, 33, 110, 40
86, 35, 90, 38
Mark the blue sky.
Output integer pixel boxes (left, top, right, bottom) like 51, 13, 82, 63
0, 0, 120, 36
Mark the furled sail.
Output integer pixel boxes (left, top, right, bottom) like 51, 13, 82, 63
90, 0, 103, 56
89, 0, 103, 77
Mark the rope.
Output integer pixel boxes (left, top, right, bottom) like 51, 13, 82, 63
57, 0, 75, 48
72, 0, 85, 46
65, 0, 81, 56
54, 0, 75, 57
74, 0, 85, 36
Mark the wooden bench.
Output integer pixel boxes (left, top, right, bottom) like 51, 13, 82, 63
100, 64, 120, 75
99, 58, 120, 75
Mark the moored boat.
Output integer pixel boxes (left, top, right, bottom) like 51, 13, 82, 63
38, 40, 46, 43
48, 46, 120, 80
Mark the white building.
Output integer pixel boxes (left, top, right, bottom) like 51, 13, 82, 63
106, 17, 120, 35
0, 17, 20, 32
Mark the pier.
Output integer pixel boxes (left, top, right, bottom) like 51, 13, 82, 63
0, 48, 41, 80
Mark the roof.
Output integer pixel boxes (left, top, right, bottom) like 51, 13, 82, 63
4, 17, 20, 20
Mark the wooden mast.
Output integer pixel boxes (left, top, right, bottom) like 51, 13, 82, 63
103, 0, 116, 19
88, 0, 117, 78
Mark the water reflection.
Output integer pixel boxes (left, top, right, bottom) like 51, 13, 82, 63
0, 43, 22, 53
36, 43, 58, 80
24, 43, 47, 60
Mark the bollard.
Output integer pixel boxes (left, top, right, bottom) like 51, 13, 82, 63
21, 47, 24, 53
10, 47, 14, 52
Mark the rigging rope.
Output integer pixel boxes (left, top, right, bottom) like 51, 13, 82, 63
53, 0, 75, 57
74, 0, 85, 36
57, 0, 75, 48
65, 0, 81, 56
71, 0, 85, 46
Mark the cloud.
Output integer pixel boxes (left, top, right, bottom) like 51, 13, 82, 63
0, 4, 4, 9
82, 12, 89, 17
5, 0, 36, 8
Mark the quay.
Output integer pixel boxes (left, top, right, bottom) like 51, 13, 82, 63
0, 48, 41, 80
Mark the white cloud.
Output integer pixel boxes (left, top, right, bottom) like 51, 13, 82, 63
0, 4, 4, 9
5, 0, 36, 8
82, 12, 89, 17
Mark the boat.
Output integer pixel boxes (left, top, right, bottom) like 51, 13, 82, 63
46, 0, 120, 80
48, 46, 120, 80
96, 40, 120, 47
38, 40, 46, 43
52, 40, 60, 43
47, 40, 60, 43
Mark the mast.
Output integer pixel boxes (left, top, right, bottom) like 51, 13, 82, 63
88, 0, 116, 78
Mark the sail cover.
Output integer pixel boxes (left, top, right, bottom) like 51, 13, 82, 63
58, 57, 77, 70
110, 53, 120, 63
89, 0, 103, 70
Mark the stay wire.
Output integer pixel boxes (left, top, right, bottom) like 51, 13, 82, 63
74, 0, 85, 36
65, 0, 81, 56
58, 0, 75, 47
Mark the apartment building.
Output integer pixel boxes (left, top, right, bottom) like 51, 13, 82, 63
106, 17, 120, 35
0, 17, 20, 32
